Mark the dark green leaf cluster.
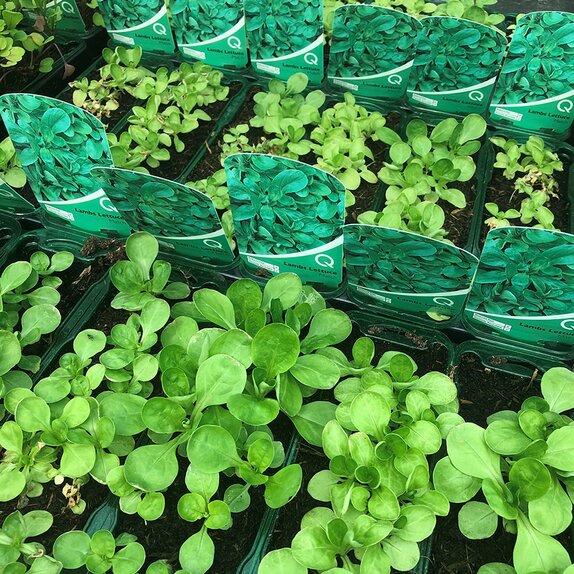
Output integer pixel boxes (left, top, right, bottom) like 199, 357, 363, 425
245, 0, 322, 60
409, 16, 505, 92
98, 0, 163, 30
493, 11, 574, 105
171, 0, 243, 44
468, 228, 574, 316
329, 5, 419, 78
226, 154, 344, 255
0, 94, 109, 202
345, 225, 476, 293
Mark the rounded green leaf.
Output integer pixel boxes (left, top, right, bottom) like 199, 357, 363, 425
459, 501, 498, 540
258, 549, 306, 574
187, 425, 240, 473
252, 324, 300, 378
195, 354, 247, 409
53, 530, 91, 569
264, 464, 302, 509
179, 529, 214, 574
289, 355, 339, 389
193, 289, 236, 330
509, 458, 551, 502
261, 273, 302, 310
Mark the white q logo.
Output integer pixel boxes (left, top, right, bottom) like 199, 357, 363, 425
433, 297, 455, 307
60, 1, 74, 13
561, 319, 574, 331
100, 198, 118, 213
469, 91, 484, 102
315, 254, 334, 268
203, 239, 223, 250
153, 23, 167, 36
304, 52, 318, 66
227, 36, 242, 50
558, 99, 573, 113
388, 75, 402, 85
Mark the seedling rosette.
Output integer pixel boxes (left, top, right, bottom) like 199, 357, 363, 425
465, 226, 574, 352
244, 0, 324, 84
224, 153, 345, 287
0, 93, 130, 236
345, 224, 478, 324
489, 11, 574, 134
328, 5, 421, 100
407, 16, 507, 115
91, 167, 235, 265
98, 0, 175, 53
171, 0, 248, 68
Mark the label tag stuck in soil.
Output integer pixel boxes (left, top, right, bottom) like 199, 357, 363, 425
91, 167, 236, 265
0, 93, 131, 236
224, 153, 345, 287
0, 181, 35, 214
23, 0, 88, 38
488, 11, 574, 135
171, 0, 248, 68
345, 224, 479, 322
464, 227, 574, 350
244, 0, 324, 84
407, 16, 507, 116
328, 6, 421, 100
99, 0, 176, 53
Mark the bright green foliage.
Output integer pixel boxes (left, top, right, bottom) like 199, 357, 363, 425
359, 114, 486, 243
54, 530, 146, 574
260, 347, 458, 573
433, 0, 504, 27
98, 0, 162, 29
109, 231, 190, 311
486, 136, 564, 231
433, 367, 574, 574
0, 136, 26, 188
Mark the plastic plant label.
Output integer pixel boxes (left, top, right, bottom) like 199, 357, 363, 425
171, 0, 248, 69
98, 0, 176, 53
489, 11, 574, 134
91, 167, 235, 264
23, 0, 87, 37
345, 224, 479, 322
244, 0, 324, 84
224, 153, 344, 287
328, 5, 421, 100
0, 94, 130, 236
407, 16, 507, 115
465, 227, 574, 349
0, 181, 34, 214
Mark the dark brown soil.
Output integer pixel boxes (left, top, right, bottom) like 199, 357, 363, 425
442, 179, 476, 249
0, 477, 109, 553
479, 167, 570, 247
454, 352, 542, 428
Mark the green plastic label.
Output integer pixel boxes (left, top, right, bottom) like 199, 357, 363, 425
407, 16, 507, 115
24, 0, 87, 36
489, 11, 574, 134
171, 0, 248, 68
91, 167, 235, 265
328, 6, 420, 100
0, 181, 34, 214
99, 0, 176, 53
0, 94, 130, 236
465, 227, 574, 348
345, 224, 478, 321
224, 153, 345, 287
244, 0, 324, 84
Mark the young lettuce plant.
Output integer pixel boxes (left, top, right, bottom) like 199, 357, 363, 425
0, 136, 26, 189
109, 232, 190, 311
433, 366, 574, 574
359, 114, 487, 243
486, 135, 564, 230
260, 347, 459, 573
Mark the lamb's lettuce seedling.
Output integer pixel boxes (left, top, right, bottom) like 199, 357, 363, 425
433, 367, 574, 574
110, 232, 190, 311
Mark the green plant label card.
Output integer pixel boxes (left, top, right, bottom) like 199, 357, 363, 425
328, 6, 421, 100
224, 153, 344, 287
171, 0, 248, 68
407, 16, 507, 115
0, 181, 34, 214
91, 167, 235, 264
464, 227, 574, 349
489, 11, 574, 134
23, 0, 87, 36
345, 224, 479, 322
98, 0, 176, 53
244, 0, 324, 84
0, 94, 131, 236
